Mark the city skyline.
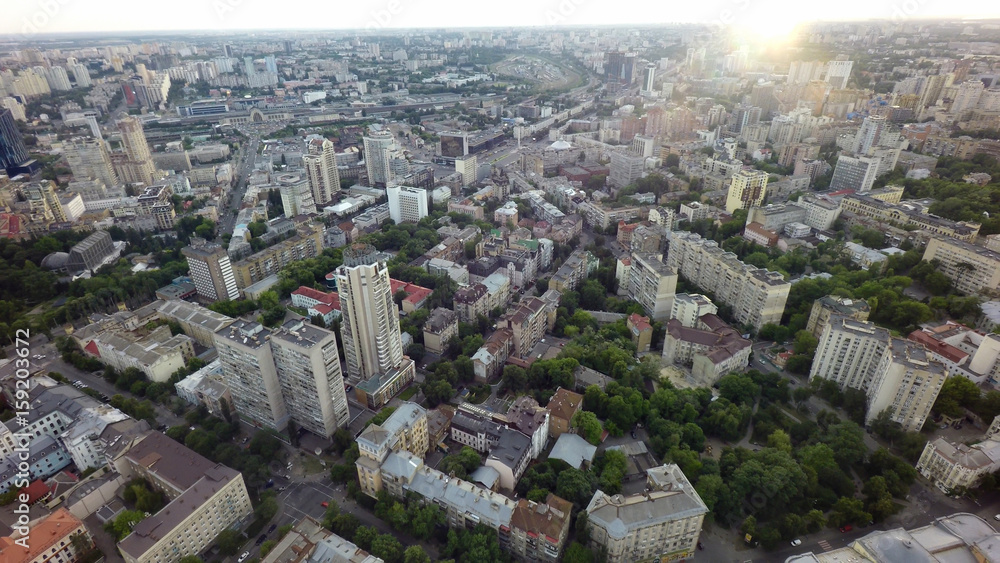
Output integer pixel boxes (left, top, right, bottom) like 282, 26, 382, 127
4, 1, 1000, 38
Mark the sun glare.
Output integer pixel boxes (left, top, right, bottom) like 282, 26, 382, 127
743, 11, 805, 44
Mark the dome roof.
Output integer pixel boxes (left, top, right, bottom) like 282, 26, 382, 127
41, 252, 69, 271
548, 140, 573, 151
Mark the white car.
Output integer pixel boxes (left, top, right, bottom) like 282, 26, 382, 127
238, 552, 250, 562
791, 539, 802, 547
995, 514, 1000, 521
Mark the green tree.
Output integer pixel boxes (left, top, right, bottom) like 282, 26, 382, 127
214, 529, 244, 556
572, 410, 603, 445
104, 510, 146, 541
370, 534, 403, 563
403, 545, 432, 563
933, 376, 981, 417
717, 373, 761, 405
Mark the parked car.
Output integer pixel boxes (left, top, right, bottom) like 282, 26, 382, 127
994, 514, 1000, 521
238, 552, 250, 563
321, 501, 329, 508
791, 539, 802, 546
268, 524, 277, 533
255, 534, 267, 545
840, 525, 853, 533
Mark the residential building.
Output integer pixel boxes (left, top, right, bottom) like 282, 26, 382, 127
471, 328, 513, 383
450, 410, 504, 453
546, 388, 583, 438
174, 360, 232, 418
499, 297, 551, 358
670, 293, 718, 328
505, 396, 549, 460
907, 322, 1000, 384
624, 252, 678, 322
116, 433, 253, 563
806, 295, 870, 338
422, 307, 458, 355
387, 185, 428, 223
627, 313, 653, 353
922, 237, 1000, 295
277, 173, 314, 216
269, 319, 350, 439
116, 116, 157, 186
355, 402, 428, 498
663, 315, 752, 385
916, 437, 1000, 493
24, 181, 66, 224
810, 318, 946, 432
743, 222, 779, 247
608, 152, 645, 189
585, 464, 708, 563
507, 494, 573, 563
232, 225, 324, 290
303, 138, 341, 208
64, 137, 118, 188
725, 169, 769, 213
213, 320, 289, 432
550, 249, 598, 292
746, 203, 806, 233
0, 508, 92, 563
182, 239, 240, 302
485, 428, 532, 491
665, 232, 790, 329
260, 517, 382, 563
363, 129, 396, 187
456, 155, 477, 187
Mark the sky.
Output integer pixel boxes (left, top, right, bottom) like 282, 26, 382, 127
3, 0, 999, 38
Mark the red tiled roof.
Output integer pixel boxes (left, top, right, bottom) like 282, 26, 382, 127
84, 340, 100, 357
390, 279, 432, 306
23, 480, 53, 504
909, 330, 968, 364
292, 286, 333, 302
628, 313, 652, 332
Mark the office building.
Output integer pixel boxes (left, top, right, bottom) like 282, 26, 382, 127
363, 129, 396, 187
725, 169, 769, 213
182, 239, 240, 302
830, 154, 880, 193
303, 138, 341, 208
66, 230, 115, 273
24, 181, 67, 223
796, 194, 842, 230
604, 52, 636, 85
116, 433, 253, 563
64, 137, 118, 188
807, 295, 870, 338
922, 237, 1000, 295
608, 151, 645, 189
666, 232, 790, 329
0, 508, 92, 563
116, 117, 157, 185
0, 108, 31, 177
625, 252, 678, 321
485, 428, 532, 491
810, 318, 946, 432
585, 464, 708, 563
387, 185, 428, 223
642, 63, 656, 92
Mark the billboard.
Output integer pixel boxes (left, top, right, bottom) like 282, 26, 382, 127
439, 133, 468, 158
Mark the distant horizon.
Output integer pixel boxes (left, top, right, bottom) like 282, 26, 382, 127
3, 0, 1000, 41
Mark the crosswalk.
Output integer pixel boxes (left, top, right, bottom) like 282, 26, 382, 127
818, 540, 833, 551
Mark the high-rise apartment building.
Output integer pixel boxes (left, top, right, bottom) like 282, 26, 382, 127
825, 58, 853, 89
363, 129, 396, 187
608, 151, 645, 189
725, 169, 768, 213
921, 236, 1000, 295
0, 107, 31, 177
24, 180, 67, 223
214, 319, 290, 431
665, 232, 790, 329
810, 317, 946, 432
387, 185, 429, 223
303, 138, 341, 208
64, 137, 118, 188
116, 116, 158, 185
335, 244, 404, 380
455, 154, 477, 187
276, 172, 314, 217
269, 319, 350, 438
182, 239, 240, 302
852, 115, 886, 155
625, 252, 678, 321
69, 62, 91, 87
39, 65, 72, 91
830, 154, 880, 193
630, 135, 656, 158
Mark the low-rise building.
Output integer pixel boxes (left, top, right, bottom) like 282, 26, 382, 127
505, 396, 549, 460
450, 410, 503, 453
627, 313, 653, 353
485, 428, 532, 491
0, 508, 93, 563
156, 300, 234, 348
549, 249, 598, 293
499, 297, 552, 358
922, 236, 1000, 296
422, 307, 458, 355
916, 437, 1000, 493
506, 494, 573, 563
260, 516, 382, 563
546, 388, 583, 438
663, 315, 752, 385
92, 325, 194, 383
471, 328, 513, 383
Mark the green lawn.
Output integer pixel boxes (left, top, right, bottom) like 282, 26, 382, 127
399, 386, 419, 401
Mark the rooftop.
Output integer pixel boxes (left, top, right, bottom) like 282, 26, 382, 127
547, 388, 583, 422
549, 433, 597, 469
